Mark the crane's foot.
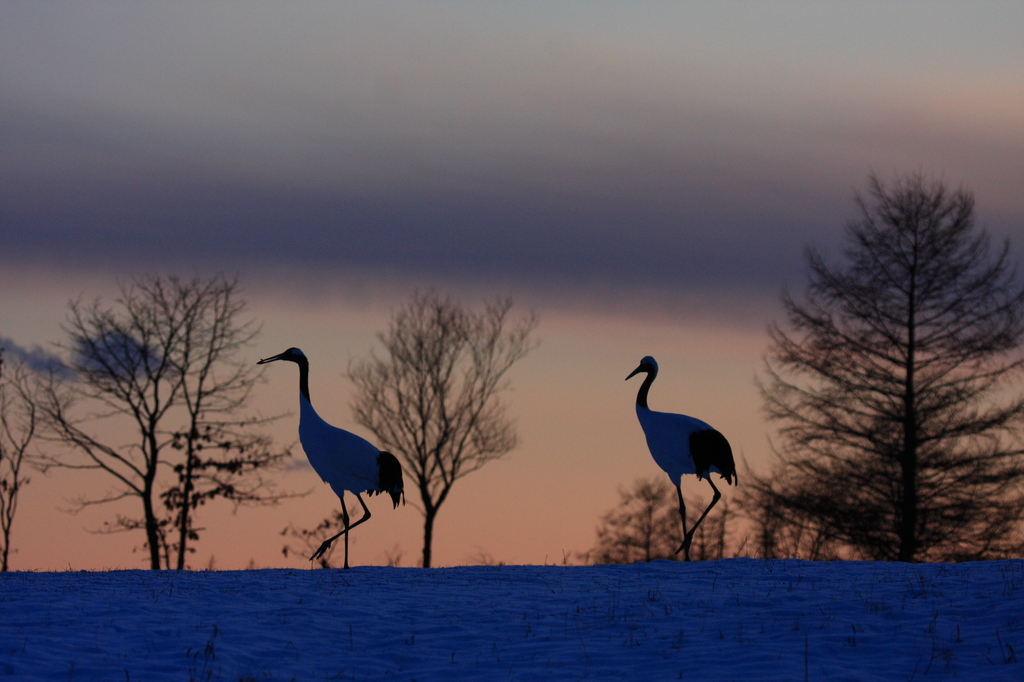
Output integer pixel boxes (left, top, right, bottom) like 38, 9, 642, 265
310, 539, 333, 562
675, 534, 693, 562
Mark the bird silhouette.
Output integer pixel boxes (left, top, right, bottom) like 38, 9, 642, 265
626, 355, 736, 561
258, 347, 403, 569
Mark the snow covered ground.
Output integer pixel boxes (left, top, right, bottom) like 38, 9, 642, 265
1, 558, 1022, 681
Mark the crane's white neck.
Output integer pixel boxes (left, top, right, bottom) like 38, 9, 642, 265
294, 355, 310, 403
635, 369, 656, 409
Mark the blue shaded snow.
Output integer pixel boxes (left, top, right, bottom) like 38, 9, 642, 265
1, 559, 1022, 680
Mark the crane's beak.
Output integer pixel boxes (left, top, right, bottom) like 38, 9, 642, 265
257, 353, 284, 365
626, 364, 644, 381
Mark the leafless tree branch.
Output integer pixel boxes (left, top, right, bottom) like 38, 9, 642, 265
753, 172, 1024, 561
348, 290, 538, 567
38, 274, 293, 569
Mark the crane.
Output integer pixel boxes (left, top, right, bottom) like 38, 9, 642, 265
258, 347, 403, 569
626, 355, 736, 561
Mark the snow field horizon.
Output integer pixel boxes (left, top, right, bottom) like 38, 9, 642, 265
1, 558, 1022, 680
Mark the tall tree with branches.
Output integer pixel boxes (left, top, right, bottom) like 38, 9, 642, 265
0, 350, 38, 571
755, 172, 1024, 562
348, 290, 538, 567
39, 274, 291, 569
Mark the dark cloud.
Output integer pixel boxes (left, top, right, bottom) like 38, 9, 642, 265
5, 157, 1012, 320
0, 133, 838, 310
0, 336, 71, 378
6, 138, 1020, 331
3, 3, 1020, 327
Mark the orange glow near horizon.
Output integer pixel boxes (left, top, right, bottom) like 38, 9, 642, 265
3, 270, 770, 570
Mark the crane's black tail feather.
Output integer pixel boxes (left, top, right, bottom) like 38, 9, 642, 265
373, 451, 405, 508
689, 429, 738, 486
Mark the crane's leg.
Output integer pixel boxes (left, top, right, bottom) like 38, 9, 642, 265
310, 496, 347, 566
677, 478, 722, 561
341, 496, 351, 569
310, 494, 373, 569
674, 484, 690, 561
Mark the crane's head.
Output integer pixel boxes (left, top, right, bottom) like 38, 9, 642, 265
257, 347, 306, 365
626, 355, 658, 381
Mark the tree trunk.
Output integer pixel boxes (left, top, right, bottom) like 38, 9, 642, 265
422, 509, 435, 568
1, 511, 11, 571
1, 473, 19, 572
176, 439, 197, 570
899, 272, 919, 562
143, 488, 161, 570
144, 426, 163, 570
899, 400, 919, 561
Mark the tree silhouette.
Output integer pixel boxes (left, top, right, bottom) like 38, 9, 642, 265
754, 172, 1024, 561
0, 350, 38, 571
39, 274, 292, 569
347, 290, 537, 567
589, 477, 732, 564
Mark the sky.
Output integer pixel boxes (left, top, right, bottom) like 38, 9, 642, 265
1, 1, 1023, 569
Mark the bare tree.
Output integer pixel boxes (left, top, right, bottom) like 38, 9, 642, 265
757, 172, 1024, 562
160, 278, 295, 569
736, 465, 841, 561
39, 274, 291, 569
348, 290, 538, 567
590, 478, 683, 564
0, 350, 38, 571
587, 477, 733, 564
